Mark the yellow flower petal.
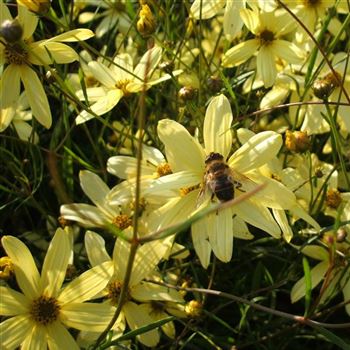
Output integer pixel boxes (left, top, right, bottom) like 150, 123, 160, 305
84, 231, 111, 267
134, 47, 162, 81
192, 219, 211, 268
291, 260, 328, 303
0, 286, 30, 315
203, 94, 233, 159
131, 282, 183, 302
124, 301, 160, 347
0, 315, 33, 349
229, 131, 282, 173
190, 0, 225, 19
47, 29, 95, 42
46, 321, 80, 350
58, 261, 114, 304
222, 39, 258, 67
21, 323, 47, 350
207, 209, 233, 263
60, 303, 115, 332
29, 42, 79, 65
41, 228, 72, 297
18, 4, 38, 39
1, 235, 40, 299
257, 46, 277, 88
19, 65, 52, 128
157, 119, 205, 173
1, 65, 21, 108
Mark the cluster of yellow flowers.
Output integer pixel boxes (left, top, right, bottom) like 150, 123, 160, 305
1, 1, 350, 349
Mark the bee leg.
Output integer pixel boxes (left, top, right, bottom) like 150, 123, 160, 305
234, 181, 245, 192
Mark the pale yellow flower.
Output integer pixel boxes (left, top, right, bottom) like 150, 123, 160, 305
0, 3, 94, 128
0, 228, 114, 349
222, 8, 304, 87
83, 230, 184, 347
75, 46, 181, 124
147, 94, 300, 267
291, 235, 350, 316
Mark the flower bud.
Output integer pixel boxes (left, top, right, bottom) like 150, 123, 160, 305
0, 19, 23, 43
159, 60, 175, 74
336, 228, 347, 243
0, 256, 14, 280
178, 86, 197, 101
207, 76, 223, 93
326, 188, 342, 209
17, 0, 51, 14
285, 130, 311, 153
313, 71, 341, 100
137, 4, 156, 37
185, 300, 202, 318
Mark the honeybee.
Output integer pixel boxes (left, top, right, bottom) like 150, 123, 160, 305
199, 152, 243, 203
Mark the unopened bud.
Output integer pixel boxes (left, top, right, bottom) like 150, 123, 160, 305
0, 256, 14, 280
137, 4, 156, 37
315, 167, 324, 178
17, 0, 51, 14
207, 76, 223, 93
336, 228, 347, 243
0, 19, 23, 43
313, 71, 341, 100
159, 60, 175, 74
185, 300, 202, 318
178, 86, 197, 101
285, 130, 311, 153
326, 188, 342, 209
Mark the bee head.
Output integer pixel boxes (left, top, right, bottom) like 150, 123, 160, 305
205, 152, 224, 164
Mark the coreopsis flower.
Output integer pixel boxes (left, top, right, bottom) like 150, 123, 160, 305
75, 46, 181, 124
60, 170, 143, 230
190, 0, 277, 37
0, 3, 94, 128
78, 0, 131, 38
291, 232, 350, 316
222, 7, 304, 87
0, 90, 38, 142
17, 0, 51, 13
147, 94, 301, 267
83, 230, 184, 347
0, 228, 115, 349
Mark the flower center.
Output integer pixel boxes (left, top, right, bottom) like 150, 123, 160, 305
30, 295, 60, 325
112, 1, 125, 12
156, 163, 172, 177
115, 79, 132, 95
107, 280, 130, 305
326, 188, 342, 209
4, 42, 28, 65
259, 29, 275, 46
180, 184, 200, 197
303, 0, 321, 7
113, 214, 132, 230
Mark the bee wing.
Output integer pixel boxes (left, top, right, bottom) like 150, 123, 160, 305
196, 175, 213, 208
229, 168, 257, 192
